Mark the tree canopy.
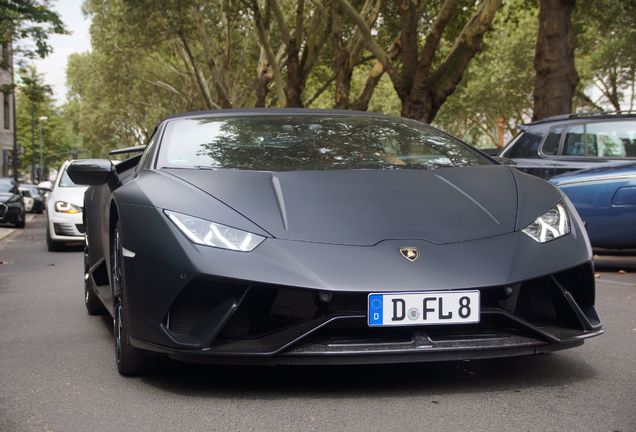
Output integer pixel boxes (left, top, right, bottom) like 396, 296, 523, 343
0, 0, 66, 61
9, 0, 636, 166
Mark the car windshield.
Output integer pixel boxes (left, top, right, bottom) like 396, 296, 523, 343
158, 115, 492, 171
27, 186, 41, 196
0, 182, 15, 193
58, 168, 79, 187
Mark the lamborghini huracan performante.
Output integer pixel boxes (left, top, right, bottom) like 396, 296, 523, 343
68, 110, 603, 375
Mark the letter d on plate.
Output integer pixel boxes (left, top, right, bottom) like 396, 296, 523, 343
368, 294, 383, 326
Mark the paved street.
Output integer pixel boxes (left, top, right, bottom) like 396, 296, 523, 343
0, 216, 635, 432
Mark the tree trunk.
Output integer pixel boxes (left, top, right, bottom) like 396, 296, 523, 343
285, 45, 304, 107
332, 0, 352, 109
352, 60, 383, 111
404, 0, 501, 122
532, 0, 578, 121
255, 48, 272, 107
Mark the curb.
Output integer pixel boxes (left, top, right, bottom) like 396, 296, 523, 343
0, 214, 39, 242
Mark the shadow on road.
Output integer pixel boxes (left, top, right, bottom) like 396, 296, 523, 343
594, 255, 636, 272
128, 344, 598, 398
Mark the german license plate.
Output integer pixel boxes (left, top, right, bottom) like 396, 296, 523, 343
368, 291, 480, 326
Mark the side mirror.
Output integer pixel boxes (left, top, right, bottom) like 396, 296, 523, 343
37, 180, 52, 191
67, 159, 121, 189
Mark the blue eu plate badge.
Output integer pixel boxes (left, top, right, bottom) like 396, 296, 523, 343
368, 294, 384, 326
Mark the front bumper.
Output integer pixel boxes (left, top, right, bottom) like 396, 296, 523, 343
89, 203, 603, 364
122, 263, 602, 365
0, 203, 23, 224
47, 211, 85, 241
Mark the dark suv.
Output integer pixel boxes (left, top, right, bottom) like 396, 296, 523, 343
499, 112, 636, 179
0, 178, 26, 228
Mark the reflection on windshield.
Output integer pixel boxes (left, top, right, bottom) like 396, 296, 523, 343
159, 115, 491, 171
0, 183, 14, 193
59, 169, 79, 187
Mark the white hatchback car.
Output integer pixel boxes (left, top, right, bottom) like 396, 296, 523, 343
44, 160, 88, 251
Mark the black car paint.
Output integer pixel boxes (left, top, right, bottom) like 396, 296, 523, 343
0, 178, 26, 227
75, 109, 602, 367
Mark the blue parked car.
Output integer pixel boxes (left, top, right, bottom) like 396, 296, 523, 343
550, 163, 636, 253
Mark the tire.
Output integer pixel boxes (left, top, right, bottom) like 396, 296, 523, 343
111, 222, 148, 375
14, 208, 25, 229
46, 225, 63, 251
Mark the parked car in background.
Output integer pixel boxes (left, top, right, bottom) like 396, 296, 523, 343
551, 162, 636, 254
19, 185, 45, 214
0, 178, 26, 228
499, 112, 636, 179
43, 161, 88, 251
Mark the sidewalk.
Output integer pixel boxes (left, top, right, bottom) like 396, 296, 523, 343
0, 214, 39, 241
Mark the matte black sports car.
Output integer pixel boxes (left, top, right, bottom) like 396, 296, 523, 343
69, 109, 603, 375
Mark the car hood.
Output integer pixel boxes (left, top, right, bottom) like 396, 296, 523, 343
49, 186, 88, 206
0, 192, 14, 203
164, 165, 561, 246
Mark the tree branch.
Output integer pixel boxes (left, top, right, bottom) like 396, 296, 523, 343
418, 0, 458, 76
427, 0, 502, 107
177, 33, 219, 109
249, 0, 287, 105
353, 36, 402, 111
333, 0, 402, 89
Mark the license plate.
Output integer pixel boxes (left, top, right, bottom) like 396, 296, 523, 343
368, 291, 480, 326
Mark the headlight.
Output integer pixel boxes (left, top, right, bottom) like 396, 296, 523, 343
55, 201, 82, 214
165, 210, 265, 252
522, 203, 570, 243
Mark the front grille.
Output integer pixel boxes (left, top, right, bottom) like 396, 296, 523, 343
163, 263, 597, 351
0, 204, 6, 219
515, 278, 558, 326
167, 279, 247, 334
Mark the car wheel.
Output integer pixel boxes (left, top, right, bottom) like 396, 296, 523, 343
46, 225, 63, 251
15, 208, 25, 229
111, 222, 148, 375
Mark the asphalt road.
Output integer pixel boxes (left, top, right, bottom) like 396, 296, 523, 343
1, 217, 635, 432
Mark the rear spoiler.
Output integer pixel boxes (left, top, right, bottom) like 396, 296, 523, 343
109, 145, 146, 156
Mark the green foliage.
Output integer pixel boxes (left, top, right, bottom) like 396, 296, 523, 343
575, 0, 636, 111
0, 0, 66, 62
435, 0, 538, 147
66, 0, 263, 153
63, 0, 636, 152
16, 66, 82, 179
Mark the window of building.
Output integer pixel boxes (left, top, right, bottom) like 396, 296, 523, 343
1, 42, 8, 68
3, 92, 9, 130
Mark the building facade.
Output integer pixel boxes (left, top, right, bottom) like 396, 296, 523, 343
0, 40, 14, 178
